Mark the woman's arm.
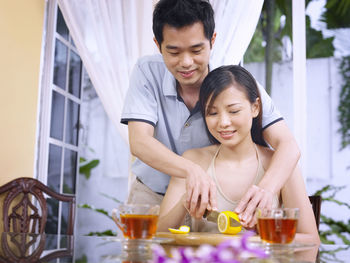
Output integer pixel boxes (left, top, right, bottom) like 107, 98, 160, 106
281, 166, 320, 244
157, 176, 188, 231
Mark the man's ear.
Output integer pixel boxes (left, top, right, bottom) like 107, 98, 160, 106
210, 32, 217, 49
252, 98, 260, 118
153, 37, 162, 53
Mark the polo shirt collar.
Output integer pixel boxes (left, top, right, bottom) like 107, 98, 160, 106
163, 68, 177, 97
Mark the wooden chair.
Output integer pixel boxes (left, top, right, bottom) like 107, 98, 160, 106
0, 177, 75, 235
0, 232, 73, 263
309, 195, 322, 230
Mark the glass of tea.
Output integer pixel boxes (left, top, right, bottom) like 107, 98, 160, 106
256, 208, 299, 244
112, 204, 160, 240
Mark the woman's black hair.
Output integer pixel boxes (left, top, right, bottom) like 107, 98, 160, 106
153, 0, 215, 49
199, 65, 268, 147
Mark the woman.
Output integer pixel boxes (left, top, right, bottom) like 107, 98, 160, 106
157, 65, 319, 244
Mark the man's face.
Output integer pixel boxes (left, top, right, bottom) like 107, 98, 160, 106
155, 22, 216, 90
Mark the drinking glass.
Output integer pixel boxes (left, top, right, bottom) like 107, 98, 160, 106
112, 204, 160, 240
256, 207, 299, 244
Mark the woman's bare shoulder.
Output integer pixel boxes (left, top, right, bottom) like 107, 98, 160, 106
183, 145, 218, 170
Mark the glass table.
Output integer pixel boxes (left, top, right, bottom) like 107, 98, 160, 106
0, 232, 348, 263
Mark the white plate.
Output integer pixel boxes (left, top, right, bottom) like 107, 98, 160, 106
250, 241, 317, 254
102, 236, 173, 244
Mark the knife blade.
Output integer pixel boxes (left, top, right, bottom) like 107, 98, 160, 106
203, 210, 241, 227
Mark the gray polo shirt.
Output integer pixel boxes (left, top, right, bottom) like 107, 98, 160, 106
121, 54, 282, 194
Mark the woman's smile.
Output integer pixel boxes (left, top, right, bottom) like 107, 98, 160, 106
218, 130, 236, 140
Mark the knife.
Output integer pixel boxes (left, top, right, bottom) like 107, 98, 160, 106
203, 210, 241, 227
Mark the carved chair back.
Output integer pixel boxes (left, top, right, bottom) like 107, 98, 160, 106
0, 177, 75, 235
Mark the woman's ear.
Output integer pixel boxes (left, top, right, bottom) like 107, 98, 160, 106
251, 98, 260, 118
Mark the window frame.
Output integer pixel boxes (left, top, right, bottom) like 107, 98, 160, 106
36, 0, 84, 236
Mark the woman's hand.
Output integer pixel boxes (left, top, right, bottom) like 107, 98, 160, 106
234, 185, 274, 228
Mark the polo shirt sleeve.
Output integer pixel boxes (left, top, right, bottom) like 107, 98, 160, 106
257, 81, 283, 129
120, 61, 158, 127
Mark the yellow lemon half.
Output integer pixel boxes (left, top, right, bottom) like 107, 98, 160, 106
168, 225, 190, 234
217, 211, 242, 234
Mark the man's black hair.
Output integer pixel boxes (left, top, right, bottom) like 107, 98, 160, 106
153, 0, 215, 48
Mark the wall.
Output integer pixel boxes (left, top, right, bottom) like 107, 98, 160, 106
0, 0, 45, 185
246, 58, 350, 223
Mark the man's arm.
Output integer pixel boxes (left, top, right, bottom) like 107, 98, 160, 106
235, 120, 300, 227
128, 121, 217, 216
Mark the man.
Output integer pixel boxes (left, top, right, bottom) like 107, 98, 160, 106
121, 0, 300, 227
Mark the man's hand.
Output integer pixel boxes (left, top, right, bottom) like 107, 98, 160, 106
185, 164, 217, 219
234, 185, 274, 228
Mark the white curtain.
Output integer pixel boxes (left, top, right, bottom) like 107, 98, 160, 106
210, 0, 264, 68
57, 0, 157, 143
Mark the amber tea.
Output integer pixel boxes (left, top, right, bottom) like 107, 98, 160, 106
256, 208, 299, 244
120, 214, 158, 239
257, 218, 297, 244
112, 204, 160, 240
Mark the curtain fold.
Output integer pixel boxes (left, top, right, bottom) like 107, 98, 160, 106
210, 0, 264, 68
57, 0, 157, 143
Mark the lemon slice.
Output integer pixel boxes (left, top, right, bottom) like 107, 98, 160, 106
168, 225, 190, 234
217, 211, 242, 234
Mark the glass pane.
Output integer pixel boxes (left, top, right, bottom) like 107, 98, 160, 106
60, 201, 69, 234
53, 39, 68, 90
44, 234, 58, 250
68, 50, 82, 98
45, 198, 59, 234
65, 99, 80, 146
47, 144, 62, 193
50, 91, 65, 140
56, 8, 69, 40
63, 148, 77, 194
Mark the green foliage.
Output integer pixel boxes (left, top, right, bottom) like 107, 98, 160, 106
78, 194, 122, 236
314, 185, 350, 244
100, 192, 122, 204
338, 56, 350, 149
78, 204, 112, 219
79, 157, 100, 179
319, 245, 350, 263
305, 16, 335, 58
86, 230, 117, 236
321, 0, 350, 29
245, 1, 336, 63
76, 255, 88, 263
244, 25, 265, 63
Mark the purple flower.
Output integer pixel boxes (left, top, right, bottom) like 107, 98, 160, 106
151, 232, 267, 263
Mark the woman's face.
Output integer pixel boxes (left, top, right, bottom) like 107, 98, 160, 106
205, 85, 259, 147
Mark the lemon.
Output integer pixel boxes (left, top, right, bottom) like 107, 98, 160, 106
168, 225, 190, 234
217, 211, 242, 234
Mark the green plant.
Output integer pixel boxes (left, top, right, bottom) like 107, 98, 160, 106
79, 157, 100, 179
78, 193, 121, 236
314, 185, 350, 245
338, 56, 350, 150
